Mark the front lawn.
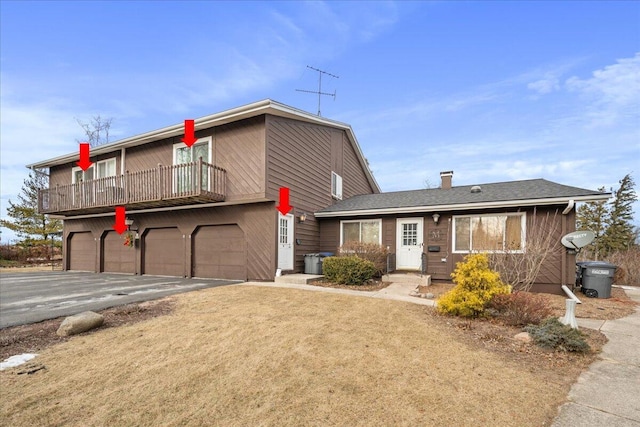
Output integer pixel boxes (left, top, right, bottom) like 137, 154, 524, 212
1, 285, 598, 426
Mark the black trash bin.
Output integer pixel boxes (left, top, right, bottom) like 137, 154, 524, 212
576, 261, 616, 299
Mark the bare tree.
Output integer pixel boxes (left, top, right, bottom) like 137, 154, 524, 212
488, 208, 562, 292
76, 115, 113, 147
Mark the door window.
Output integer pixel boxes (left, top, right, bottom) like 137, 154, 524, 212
173, 139, 211, 192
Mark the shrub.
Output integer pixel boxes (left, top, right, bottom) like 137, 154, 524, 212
323, 256, 376, 285
339, 242, 389, 277
524, 318, 591, 353
437, 253, 511, 317
488, 292, 553, 326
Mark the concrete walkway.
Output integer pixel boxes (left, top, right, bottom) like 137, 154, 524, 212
245, 280, 640, 426
242, 281, 436, 306
553, 286, 640, 427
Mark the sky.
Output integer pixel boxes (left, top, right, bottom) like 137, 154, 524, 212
1, 1, 639, 243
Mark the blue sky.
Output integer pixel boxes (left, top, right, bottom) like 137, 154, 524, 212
1, 1, 639, 242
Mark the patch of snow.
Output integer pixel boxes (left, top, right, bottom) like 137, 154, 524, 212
0, 353, 38, 371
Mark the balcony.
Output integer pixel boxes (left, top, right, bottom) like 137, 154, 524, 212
39, 160, 226, 215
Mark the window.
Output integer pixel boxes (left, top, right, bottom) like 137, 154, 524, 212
340, 220, 381, 245
453, 213, 525, 253
173, 138, 212, 192
96, 158, 116, 179
71, 158, 116, 183
331, 171, 343, 200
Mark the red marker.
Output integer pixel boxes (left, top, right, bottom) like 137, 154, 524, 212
113, 206, 128, 234
276, 187, 292, 215
76, 143, 93, 171
181, 119, 197, 147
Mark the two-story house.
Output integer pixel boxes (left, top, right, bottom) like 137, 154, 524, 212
30, 99, 610, 294
28, 100, 379, 281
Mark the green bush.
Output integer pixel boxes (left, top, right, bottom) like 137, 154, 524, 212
437, 253, 511, 318
524, 318, 591, 353
323, 256, 376, 285
339, 242, 389, 277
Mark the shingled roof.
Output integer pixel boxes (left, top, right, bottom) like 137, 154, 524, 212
315, 179, 610, 217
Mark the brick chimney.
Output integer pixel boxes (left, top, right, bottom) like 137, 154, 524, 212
440, 171, 453, 189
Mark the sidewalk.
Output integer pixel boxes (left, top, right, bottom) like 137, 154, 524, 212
552, 286, 640, 427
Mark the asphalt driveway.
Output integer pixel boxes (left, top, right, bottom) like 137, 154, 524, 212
0, 272, 240, 328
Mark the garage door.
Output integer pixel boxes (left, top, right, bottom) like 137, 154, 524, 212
192, 225, 246, 280
143, 228, 185, 276
102, 231, 135, 274
69, 232, 95, 271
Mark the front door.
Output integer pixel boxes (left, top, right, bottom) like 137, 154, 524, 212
277, 213, 294, 270
396, 218, 424, 270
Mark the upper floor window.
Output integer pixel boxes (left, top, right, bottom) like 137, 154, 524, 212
173, 138, 212, 192
453, 213, 525, 253
72, 158, 116, 183
331, 171, 343, 200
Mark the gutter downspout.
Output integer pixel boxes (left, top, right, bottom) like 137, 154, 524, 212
561, 199, 575, 294
562, 199, 575, 215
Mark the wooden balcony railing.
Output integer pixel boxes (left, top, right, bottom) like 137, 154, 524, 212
38, 159, 226, 214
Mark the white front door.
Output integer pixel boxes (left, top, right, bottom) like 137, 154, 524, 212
396, 218, 424, 270
277, 213, 294, 270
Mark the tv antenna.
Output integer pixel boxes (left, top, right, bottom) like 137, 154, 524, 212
296, 65, 339, 116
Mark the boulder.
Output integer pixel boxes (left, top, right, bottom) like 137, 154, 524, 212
514, 332, 532, 343
56, 311, 104, 337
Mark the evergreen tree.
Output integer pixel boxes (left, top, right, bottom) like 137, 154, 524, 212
603, 174, 637, 253
577, 174, 637, 259
0, 170, 62, 246
576, 186, 609, 260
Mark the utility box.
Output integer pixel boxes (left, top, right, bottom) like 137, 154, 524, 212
576, 261, 616, 299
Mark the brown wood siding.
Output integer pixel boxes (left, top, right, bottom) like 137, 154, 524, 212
68, 232, 96, 271
320, 205, 570, 292
266, 116, 377, 272
215, 117, 266, 202
192, 225, 246, 280
330, 131, 343, 176
342, 133, 376, 198
425, 215, 451, 280
102, 230, 135, 274
266, 116, 332, 272
319, 219, 339, 254
61, 202, 275, 281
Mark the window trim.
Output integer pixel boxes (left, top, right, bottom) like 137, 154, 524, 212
172, 136, 213, 166
339, 219, 382, 245
452, 212, 526, 254
331, 171, 343, 200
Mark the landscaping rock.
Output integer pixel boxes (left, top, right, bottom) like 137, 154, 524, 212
514, 332, 532, 343
426, 293, 435, 299
56, 311, 104, 337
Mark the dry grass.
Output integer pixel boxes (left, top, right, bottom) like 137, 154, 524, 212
546, 286, 638, 319
1, 285, 595, 427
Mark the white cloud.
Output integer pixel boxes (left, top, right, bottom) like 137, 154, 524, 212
565, 53, 640, 126
527, 76, 560, 94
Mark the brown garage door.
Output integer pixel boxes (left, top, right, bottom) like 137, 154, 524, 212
143, 228, 185, 277
102, 231, 135, 274
192, 225, 246, 280
69, 232, 95, 271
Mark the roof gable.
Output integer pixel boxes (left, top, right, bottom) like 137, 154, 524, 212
27, 99, 380, 193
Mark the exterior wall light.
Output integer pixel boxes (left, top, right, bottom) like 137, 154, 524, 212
298, 213, 307, 223
432, 213, 440, 225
